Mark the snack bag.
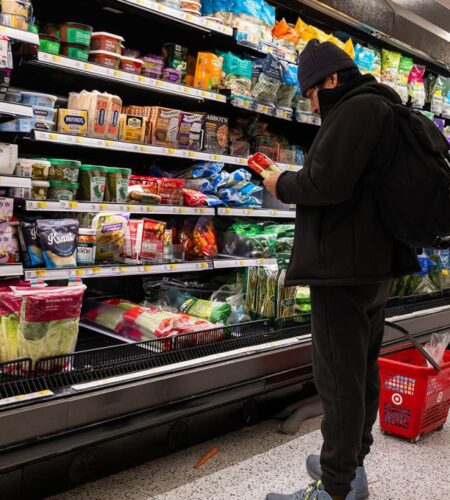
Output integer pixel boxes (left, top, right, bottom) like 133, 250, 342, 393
92, 213, 129, 263
272, 18, 299, 47
397, 55, 413, 104
408, 65, 426, 108
343, 38, 355, 59
381, 49, 401, 90
193, 52, 223, 92
193, 217, 218, 258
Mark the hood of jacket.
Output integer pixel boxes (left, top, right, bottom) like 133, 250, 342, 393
317, 74, 402, 121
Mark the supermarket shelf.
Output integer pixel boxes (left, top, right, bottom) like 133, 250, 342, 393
0, 102, 33, 118
0, 264, 24, 277
23, 261, 213, 281
0, 25, 39, 45
0, 175, 31, 188
213, 257, 277, 269
218, 207, 295, 218
32, 130, 249, 166
25, 200, 215, 215
230, 97, 293, 122
31, 52, 226, 103
115, 0, 233, 35
296, 112, 321, 126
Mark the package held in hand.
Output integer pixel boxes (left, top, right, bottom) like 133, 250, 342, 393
247, 152, 282, 179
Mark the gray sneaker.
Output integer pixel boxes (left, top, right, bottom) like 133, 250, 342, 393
306, 455, 369, 500
266, 480, 356, 500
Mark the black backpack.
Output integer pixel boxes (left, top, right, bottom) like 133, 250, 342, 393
374, 98, 450, 248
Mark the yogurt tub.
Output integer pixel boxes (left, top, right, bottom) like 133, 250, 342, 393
120, 56, 143, 74
47, 180, 79, 201
20, 91, 57, 108
15, 158, 50, 180
61, 42, 89, 61
31, 180, 50, 201
32, 106, 56, 122
89, 49, 121, 69
78, 164, 107, 202
90, 32, 124, 54
60, 22, 93, 47
47, 158, 81, 182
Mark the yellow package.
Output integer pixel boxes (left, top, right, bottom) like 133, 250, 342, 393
328, 34, 345, 50
272, 18, 299, 46
92, 213, 129, 263
118, 114, 146, 143
57, 109, 88, 136
344, 38, 355, 59
193, 52, 223, 92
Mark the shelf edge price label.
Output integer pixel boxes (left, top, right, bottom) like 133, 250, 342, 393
126, 205, 134, 212
199, 262, 209, 269
92, 267, 101, 274
35, 270, 46, 277
146, 205, 154, 212
143, 265, 152, 272
49, 133, 58, 141
258, 258, 266, 264
168, 263, 177, 270
69, 201, 78, 209
75, 136, 84, 144
37, 201, 47, 209
239, 260, 246, 266
119, 266, 128, 273
99, 204, 108, 210
138, 75, 146, 83
75, 269, 85, 276
52, 55, 61, 63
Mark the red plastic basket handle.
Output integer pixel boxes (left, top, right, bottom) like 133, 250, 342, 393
385, 321, 441, 372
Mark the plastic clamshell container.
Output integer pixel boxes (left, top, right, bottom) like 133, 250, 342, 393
90, 32, 124, 54
60, 22, 93, 47
48, 180, 79, 201
20, 91, 58, 108
47, 158, 81, 183
89, 50, 121, 69
31, 180, 50, 200
15, 158, 50, 180
78, 164, 108, 202
120, 56, 143, 74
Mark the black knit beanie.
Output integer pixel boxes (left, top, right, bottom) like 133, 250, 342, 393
298, 39, 358, 96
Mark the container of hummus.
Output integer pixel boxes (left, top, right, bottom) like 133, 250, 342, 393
61, 42, 89, 61
105, 167, 131, 203
89, 49, 121, 69
60, 22, 93, 47
78, 164, 107, 202
31, 180, 50, 200
47, 158, 81, 182
90, 32, 124, 54
120, 55, 143, 74
48, 180, 79, 201
39, 34, 60, 55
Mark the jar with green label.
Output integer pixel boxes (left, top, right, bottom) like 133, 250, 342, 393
47, 158, 81, 182
105, 167, 132, 203
78, 164, 107, 202
48, 180, 79, 201
60, 22, 93, 47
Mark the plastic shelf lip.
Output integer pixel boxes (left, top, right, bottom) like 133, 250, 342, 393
217, 207, 295, 218
0, 264, 24, 277
25, 200, 62, 211
118, 0, 233, 36
35, 52, 226, 103
33, 131, 247, 166
213, 258, 277, 269
0, 389, 54, 407
0, 102, 33, 118
277, 163, 302, 172
0, 25, 39, 44
0, 176, 31, 188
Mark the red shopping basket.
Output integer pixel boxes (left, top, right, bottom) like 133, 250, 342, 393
378, 326, 450, 442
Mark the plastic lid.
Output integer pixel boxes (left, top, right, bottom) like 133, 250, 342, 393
31, 180, 50, 187
92, 32, 125, 42
17, 158, 51, 165
47, 158, 81, 167
120, 56, 143, 64
89, 50, 121, 57
105, 167, 132, 174
49, 180, 79, 188
79, 228, 97, 235
61, 22, 93, 30
80, 164, 109, 172
20, 91, 58, 100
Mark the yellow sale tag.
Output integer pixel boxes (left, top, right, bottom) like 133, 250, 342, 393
75, 269, 85, 276
146, 206, 154, 212
37, 201, 47, 208
199, 208, 206, 214
179, 207, 186, 214
188, 151, 195, 157
169, 263, 177, 270
92, 267, 101, 274
443, 270, 449, 276
75, 136, 83, 144
49, 133, 58, 140
259, 258, 266, 264
138, 75, 146, 83
85, 63, 94, 71
52, 55, 61, 63
99, 204, 108, 210
114, 70, 121, 77
225, 208, 231, 214
212, 155, 220, 161
168, 148, 176, 154
126, 205, 133, 212
35, 270, 46, 277
246, 208, 254, 214
200, 262, 208, 269
119, 266, 127, 273
239, 260, 246, 266
143, 265, 151, 272
105, 141, 113, 147
69, 201, 78, 209
140, 145, 148, 152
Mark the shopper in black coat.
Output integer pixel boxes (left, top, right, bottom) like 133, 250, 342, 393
265, 40, 419, 500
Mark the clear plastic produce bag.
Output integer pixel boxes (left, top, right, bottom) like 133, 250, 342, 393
424, 332, 450, 367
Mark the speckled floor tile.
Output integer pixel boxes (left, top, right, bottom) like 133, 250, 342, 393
50, 419, 449, 500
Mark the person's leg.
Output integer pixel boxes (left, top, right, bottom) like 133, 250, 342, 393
357, 280, 393, 466
309, 281, 392, 497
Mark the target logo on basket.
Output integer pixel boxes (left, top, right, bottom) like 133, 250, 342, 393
437, 391, 443, 403
392, 393, 403, 406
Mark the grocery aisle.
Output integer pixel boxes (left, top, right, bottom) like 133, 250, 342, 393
50, 417, 449, 500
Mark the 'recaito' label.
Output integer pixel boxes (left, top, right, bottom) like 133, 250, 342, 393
36, 219, 79, 268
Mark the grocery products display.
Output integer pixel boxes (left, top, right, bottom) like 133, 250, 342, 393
0, 1, 448, 497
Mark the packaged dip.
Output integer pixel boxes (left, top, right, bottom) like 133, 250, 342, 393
36, 218, 79, 268
90, 32, 124, 54
48, 158, 81, 182
77, 228, 96, 265
15, 158, 50, 180
105, 167, 131, 203
60, 22, 93, 47
31, 180, 50, 200
47, 180, 79, 201
78, 164, 107, 202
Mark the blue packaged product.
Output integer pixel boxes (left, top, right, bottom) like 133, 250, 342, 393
230, 181, 263, 195
36, 218, 79, 268
233, 0, 261, 19
227, 168, 252, 185
218, 188, 262, 207
201, 0, 214, 16
261, 2, 275, 26
19, 220, 45, 267
185, 178, 214, 194
354, 44, 375, 73
281, 62, 299, 86
190, 162, 224, 178
211, 171, 232, 191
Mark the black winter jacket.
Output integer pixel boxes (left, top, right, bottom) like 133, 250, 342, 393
276, 74, 419, 286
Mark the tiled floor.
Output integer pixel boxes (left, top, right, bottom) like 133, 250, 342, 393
52, 417, 449, 500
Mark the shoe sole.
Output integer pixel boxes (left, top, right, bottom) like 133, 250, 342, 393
306, 462, 370, 500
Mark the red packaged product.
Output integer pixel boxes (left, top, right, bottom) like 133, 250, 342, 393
140, 218, 166, 260
247, 152, 282, 179
158, 178, 185, 205
123, 219, 143, 261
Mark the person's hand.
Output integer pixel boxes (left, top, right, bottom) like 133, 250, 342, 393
263, 173, 281, 198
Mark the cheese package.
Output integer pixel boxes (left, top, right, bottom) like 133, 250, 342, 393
57, 109, 88, 136
119, 114, 147, 143
106, 95, 122, 140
